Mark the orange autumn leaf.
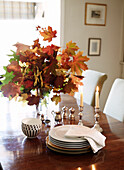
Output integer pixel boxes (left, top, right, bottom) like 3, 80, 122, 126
24, 50, 39, 61
32, 39, 41, 49
57, 50, 70, 69
42, 44, 60, 55
70, 74, 84, 87
39, 26, 57, 42
69, 51, 90, 75
65, 41, 79, 55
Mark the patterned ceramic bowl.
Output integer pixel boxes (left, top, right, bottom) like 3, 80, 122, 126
21, 118, 42, 138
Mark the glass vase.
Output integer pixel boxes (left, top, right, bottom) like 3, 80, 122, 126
35, 97, 49, 119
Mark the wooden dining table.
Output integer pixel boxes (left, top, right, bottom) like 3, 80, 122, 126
0, 94, 124, 170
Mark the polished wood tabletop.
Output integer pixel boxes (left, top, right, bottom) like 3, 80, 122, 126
0, 94, 124, 170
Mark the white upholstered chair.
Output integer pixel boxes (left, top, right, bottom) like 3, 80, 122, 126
103, 78, 124, 122
74, 70, 107, 107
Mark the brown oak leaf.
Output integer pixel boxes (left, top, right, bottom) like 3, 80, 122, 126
51, 94, 61, 105
13, 42, 30, 55
27, 95, 40, 105
1, 82, 21, 98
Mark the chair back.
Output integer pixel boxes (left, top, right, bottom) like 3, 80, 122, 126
103, 78, 124, 122
75, 70, 107, 107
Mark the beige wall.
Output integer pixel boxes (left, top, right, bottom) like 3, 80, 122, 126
60, 0, 123, 110
36, 0, 61, 46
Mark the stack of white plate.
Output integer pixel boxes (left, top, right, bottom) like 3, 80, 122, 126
46, 125, 91, 154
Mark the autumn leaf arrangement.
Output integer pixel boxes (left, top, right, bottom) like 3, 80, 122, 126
0, 26, 89, 106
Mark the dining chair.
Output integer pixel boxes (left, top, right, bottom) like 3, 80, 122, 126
0, 162, 3, 170
74, 69, 107, 107
103, 78, 124, 122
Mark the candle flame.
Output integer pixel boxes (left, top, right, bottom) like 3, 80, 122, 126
96, 86, 99, 92
91, 164, 96, 170
77, 167, 82, 170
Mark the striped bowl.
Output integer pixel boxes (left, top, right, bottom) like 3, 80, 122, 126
21, 118, 42, 138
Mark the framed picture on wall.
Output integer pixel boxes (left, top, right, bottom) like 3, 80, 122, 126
88, 38, 101, 56
85, 3, 107, 26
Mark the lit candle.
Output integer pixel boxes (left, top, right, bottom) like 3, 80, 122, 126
80, 86, 83, 107
95, 86, 99, 108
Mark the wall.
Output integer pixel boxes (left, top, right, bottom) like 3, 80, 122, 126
36, 0, 61, 46
61, 0, 123, 110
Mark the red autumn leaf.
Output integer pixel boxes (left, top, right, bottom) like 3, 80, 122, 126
27, 95, 40, 105
1, 82, 21, 98
26, 71, 34, 78
7, 61, 21, 73
13, 42, 30, 55
23, 80, 34, 89
51, 94, 61, 105
43, 74, 55, 84
65, 41, 79, 55
39, 26, 57, 42
12, 72, 23, 83
69, 51, 89, 75
42, 44, 60, 55
19, 54, 28, 63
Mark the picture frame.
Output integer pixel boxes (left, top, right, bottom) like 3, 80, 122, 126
85, 3, 107, 26
88, 38, 101, 56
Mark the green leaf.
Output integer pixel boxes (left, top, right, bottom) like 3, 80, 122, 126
56, 55, 61, 61
1, 69, 15, 86
20, 85, 24, 92
43, 91, 49, 97
8, 50, 20, 63
41, 98, 47, 107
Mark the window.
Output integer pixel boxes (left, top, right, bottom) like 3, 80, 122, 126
0, 1, 36, 19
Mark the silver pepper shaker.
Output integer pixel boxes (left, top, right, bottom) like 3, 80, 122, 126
62, 106, 68, 119
69, 107, 75, 120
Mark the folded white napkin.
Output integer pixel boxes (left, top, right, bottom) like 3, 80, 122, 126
64, 125, 106, 153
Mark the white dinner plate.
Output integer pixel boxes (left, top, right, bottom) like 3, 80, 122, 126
49, 125, 89, 142
49, 125, 91, 148
46, 136, 91, 154
49, 136, 90, 148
